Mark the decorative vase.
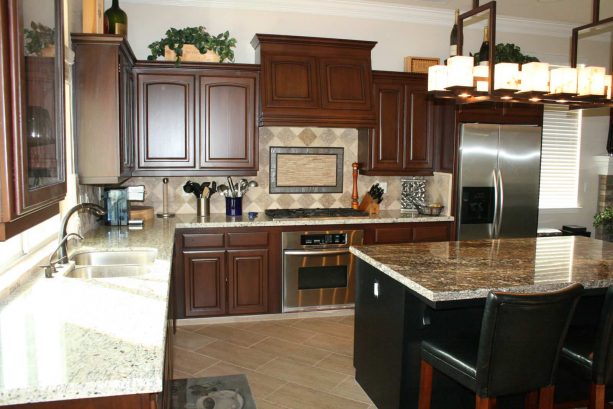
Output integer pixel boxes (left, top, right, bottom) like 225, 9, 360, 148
164, 45, 220, 63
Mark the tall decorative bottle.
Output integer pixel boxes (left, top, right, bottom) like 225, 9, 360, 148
449, 9, 459, 58
478, 26, 489, 65
104, 0, 127, 37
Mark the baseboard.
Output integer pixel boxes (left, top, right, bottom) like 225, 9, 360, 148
177, 308, 354, 326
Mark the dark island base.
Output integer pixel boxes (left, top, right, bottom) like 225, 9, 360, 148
353, 260, 607, 409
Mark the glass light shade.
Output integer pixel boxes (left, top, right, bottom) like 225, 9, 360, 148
550, 68, 577, 94
606, 75, 612, 99
473, 65, 489, 93
577, 66, 606, 96
428, 65, 448, 91
494, 63, 520, 91
520, 62, 550, 93
446, 56, 474, 88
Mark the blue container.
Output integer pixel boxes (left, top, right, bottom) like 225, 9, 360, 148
226, 197, 242, 216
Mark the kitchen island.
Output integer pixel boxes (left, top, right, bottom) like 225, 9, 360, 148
350, 236, 613, 409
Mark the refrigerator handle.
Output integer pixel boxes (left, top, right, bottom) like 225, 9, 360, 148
497, 168, 505, 238
492, 169, 499, 239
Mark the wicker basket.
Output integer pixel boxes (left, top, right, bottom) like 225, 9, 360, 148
164, 45, 220, 63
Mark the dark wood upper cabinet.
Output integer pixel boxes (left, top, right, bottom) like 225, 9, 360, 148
72, 34, 136, 184
136, 73, 196, 170
199, 75, 257, 170
358, 72, 435, 176
0, 0, 66, 240
432, 99, 457, 173
252, 34, 376, 128
133, 63, 259, 176
457, 102, 543, 125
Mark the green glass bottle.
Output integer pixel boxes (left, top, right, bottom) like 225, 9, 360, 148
104, 0, 127, 37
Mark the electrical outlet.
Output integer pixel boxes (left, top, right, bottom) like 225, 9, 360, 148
375, 181, 388, 193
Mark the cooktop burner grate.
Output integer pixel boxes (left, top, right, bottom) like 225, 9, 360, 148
265, 208, 369, 219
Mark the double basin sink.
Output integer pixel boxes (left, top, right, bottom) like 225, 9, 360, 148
65, 249, 157, 279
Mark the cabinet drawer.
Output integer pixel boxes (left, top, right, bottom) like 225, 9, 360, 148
183, 233, 225, 248
227, 231, 269, 248
412, 224, 449, 243
373, 227, 413, 244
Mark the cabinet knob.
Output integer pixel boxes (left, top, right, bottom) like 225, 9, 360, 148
373, 280, 380, 299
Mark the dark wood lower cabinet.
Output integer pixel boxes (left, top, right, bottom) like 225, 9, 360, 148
228, 249, 269, 315
174, 222, 453, 319
184, 250, 226, 317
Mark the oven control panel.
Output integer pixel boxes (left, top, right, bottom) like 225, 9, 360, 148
301, 233, 347, 246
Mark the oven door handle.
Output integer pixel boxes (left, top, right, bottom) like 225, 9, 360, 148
284, 249, 351, 256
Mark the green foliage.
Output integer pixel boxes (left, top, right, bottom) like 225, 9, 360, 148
473, 43, 539, 65
24, 22, 55, 56
147, 26, 237, 65
594, 206, 613, 231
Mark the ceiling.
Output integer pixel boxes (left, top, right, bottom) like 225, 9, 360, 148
368, 0, 613, 24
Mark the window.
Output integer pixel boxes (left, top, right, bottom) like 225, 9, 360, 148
538, 105, 582, 209
0, 215, 59, 274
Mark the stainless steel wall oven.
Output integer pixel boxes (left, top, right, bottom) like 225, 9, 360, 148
282, 229, 364, 312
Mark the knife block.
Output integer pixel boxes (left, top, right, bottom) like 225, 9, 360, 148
358, 194, 379, 215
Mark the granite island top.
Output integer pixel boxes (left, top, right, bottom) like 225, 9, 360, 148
350, 236, 613, 304
0, 218, 177, 405
174, 209, 453, 228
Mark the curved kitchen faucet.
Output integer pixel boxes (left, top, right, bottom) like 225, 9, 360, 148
56, 203, 106, 264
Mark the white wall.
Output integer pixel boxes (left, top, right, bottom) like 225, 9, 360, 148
111, 1, 610, 230
538, 109, 610, 234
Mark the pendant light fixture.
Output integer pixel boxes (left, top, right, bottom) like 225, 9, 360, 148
428, 0, 613, 108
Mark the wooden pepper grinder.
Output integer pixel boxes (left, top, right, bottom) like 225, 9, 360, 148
351, 163, 359, 210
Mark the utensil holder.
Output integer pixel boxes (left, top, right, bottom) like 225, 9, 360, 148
197, 197, 210, 218
226, 197, 242, 216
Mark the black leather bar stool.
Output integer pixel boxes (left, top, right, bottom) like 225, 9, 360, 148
418, 284, 584, 409
559, 285, 612, 409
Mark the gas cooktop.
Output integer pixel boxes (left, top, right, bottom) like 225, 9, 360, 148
265, 208, 369, 219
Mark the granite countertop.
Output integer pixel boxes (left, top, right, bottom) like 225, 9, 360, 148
174, 209, 453, 228
0, 210, 453, 405
351, 236, 613, 304
0, 218, 177, 405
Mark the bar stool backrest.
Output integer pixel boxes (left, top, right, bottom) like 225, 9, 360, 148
475, 283, 584, 397
593, 285, 613, 385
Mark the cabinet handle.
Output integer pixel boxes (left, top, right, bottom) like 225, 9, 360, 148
373, 280, 380, 299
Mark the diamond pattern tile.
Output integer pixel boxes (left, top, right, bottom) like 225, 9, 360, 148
116, 128, 455, 215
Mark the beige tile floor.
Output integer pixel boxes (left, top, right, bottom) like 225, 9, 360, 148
173, 313, 376, 409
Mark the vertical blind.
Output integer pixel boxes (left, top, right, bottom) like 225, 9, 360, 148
538, 105, 582, 209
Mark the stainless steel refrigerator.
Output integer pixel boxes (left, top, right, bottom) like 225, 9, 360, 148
457, 123, 542, 240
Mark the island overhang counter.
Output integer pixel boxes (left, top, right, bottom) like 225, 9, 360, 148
349, 236, 613, 409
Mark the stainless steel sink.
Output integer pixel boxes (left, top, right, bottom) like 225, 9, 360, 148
70, 249, 157, 266
66, 265, 151, 279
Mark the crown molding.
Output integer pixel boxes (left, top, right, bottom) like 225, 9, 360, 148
123, 0, 578, 39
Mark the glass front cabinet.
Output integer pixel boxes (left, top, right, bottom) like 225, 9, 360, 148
0, 0, 66, 239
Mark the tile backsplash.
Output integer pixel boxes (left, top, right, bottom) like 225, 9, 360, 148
114, 127, 452, 215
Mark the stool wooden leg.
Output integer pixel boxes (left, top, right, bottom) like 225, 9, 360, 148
418, 360, 433, 409
590, 383, 606, 409
538, 385, 555, 409
476, 395, 496, 409
525, 390, 539, 409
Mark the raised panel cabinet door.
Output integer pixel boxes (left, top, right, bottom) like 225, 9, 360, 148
319, 57, 372, 111
370, 81, 405, 171
404, 82, 434, 172
183, 250, 226, 317
262, 54, 319, 109
137, 74, 195, 169
199, 75, 257, 170
227, 249, 268, 315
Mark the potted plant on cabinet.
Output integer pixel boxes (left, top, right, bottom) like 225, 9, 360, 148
24, 22, 55, 57
147, 26, 236, 65
594, 206, 613, 241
